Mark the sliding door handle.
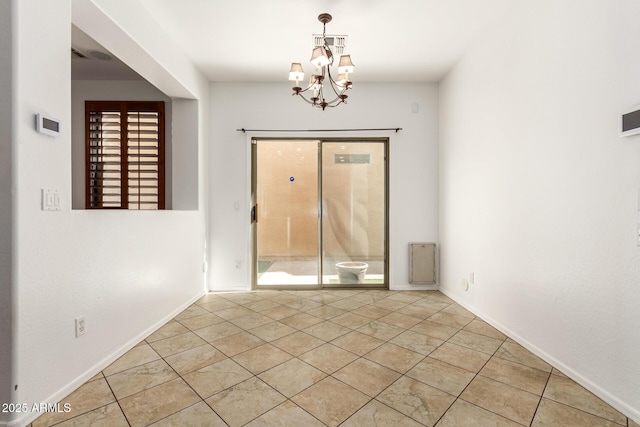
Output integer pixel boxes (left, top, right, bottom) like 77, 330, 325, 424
251, 204, 258, 223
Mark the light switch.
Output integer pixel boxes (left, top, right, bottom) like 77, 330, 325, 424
42, 189, 60, 211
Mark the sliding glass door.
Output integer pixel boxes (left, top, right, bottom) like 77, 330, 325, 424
252, 138, 387, 289
321, 141, 386, 287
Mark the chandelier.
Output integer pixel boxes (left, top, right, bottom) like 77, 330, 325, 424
289, 13, 355, 110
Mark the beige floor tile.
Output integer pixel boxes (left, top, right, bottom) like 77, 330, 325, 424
532, 398, 622, 427
32, 378, 116, 427
308, 293, 344, 305
409, 298, 450, 312
428, 312, 473, 329
441, 303, 475, 319
448, 330, 505, 355
281, 297, 323, 312
461, 375, 540, 425
331, 330, 386, 356
233, 343, 293, 374
53, 402, 129, 427
436, 399, 522, 427
406, 357, 475, 396
387, 293, 424, 304
306, 305, 346, 320
149, 401, 226, 426
351, 305, 392, 319
371, 298, 410, 311
118, 378, 200, 427
400, 303, 442, 319
148, 331, 207, 357
146, 321, 190, 342
364, 342, 425, 374
102, 343, 160, 376
333, 358, 401, 397
629, 418, 640, 427
106, 359, 178, 399
264, 293, 304, 305
480, 356, 550, 395
411, 320, 459, 341
378, 312, 423, 329
192, 321, 243, 343
299, 343, 359, 374
390, 330, 443, 356
303, 320, 351, 341
177, 312, 224, 330
377, 376, 456, 426
342, 400, 423, 427
349, 293, 385, 304
270, 331, 325, 356
463, 319, 507, 340
212, 331, 265, 356
214, 305, 254, 320
87, 372, 104, 382
259, 304, 301, 320
278, 312, 324, 329
330, 312, 373, 329
175, 305, 210, 321
196, 292, 226, 303
328, 298, 367, 311
164, 343, 226, 375
292, 377, 370, 427
249, 321, 297, 342
543, 374, 627, 425
357, 320, 404, 341
551, 367, 568, 378
206, 377, 287, 427
429, 342, 491, 373
228, 312, 274, 330
219, 292, 264, 305
243, 298, 281, 312
494, 340, 552, 372
426, 292, 455, 304
244, 400, 326, 427
197, 299, 237, 313
40, 290, 635, 427
182, 358, 253, 399
258, 358, 327, 397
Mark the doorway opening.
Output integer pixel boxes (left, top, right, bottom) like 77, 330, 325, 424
251, 138, 388, 290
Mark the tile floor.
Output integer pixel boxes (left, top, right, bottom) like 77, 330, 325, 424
31, 290, 637, 427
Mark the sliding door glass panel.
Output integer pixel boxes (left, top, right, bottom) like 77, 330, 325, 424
321, 142, 386, 287
256, 140, 320, 286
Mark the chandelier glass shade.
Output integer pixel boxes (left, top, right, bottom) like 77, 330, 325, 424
289, 13, 354, 110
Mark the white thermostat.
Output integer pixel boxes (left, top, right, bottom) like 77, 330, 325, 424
35, 113, 61, 137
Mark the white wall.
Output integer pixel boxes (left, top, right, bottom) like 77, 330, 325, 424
439, 0, 640, 421
6, 1, 209, 425
71, 80, 173, 209
0, 1, 14, 424
208, 82, 438, 290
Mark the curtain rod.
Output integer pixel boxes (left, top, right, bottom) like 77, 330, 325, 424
237, 127, 402, 133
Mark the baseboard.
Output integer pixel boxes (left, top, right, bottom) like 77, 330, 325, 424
9, 291, 204, 427
438, 288, 640, 425
390, 284, 439, 291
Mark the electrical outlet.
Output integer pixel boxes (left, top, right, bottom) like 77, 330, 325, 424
75, 317, 86, 337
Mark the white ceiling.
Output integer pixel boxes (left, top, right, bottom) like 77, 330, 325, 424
136, 0, 516, 83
